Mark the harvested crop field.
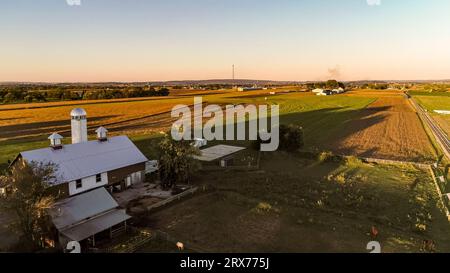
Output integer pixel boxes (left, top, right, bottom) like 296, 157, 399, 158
0, 97, 195, 141
327, 94, 436, 162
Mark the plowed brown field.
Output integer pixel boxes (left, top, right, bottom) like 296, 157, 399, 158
327, 93, 436, 162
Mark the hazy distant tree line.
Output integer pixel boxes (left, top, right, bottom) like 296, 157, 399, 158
0, 85, 170, 104
360, 83, 389, 90
306, 80, 345, 90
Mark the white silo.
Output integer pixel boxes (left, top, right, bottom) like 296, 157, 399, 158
71, 108, 88, 144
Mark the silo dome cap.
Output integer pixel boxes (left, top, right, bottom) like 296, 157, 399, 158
70, 108, 87, 117
48, 132, 63, 140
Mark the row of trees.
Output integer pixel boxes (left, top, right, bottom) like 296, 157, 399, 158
360, 83, 389, 90
0, 87, 170, 104
306, 80, 345, 90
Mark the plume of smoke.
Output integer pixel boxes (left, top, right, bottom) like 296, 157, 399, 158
327, 65, 342, 80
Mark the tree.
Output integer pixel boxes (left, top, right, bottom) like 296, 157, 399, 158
325, 80, 340, 89
3, 92, 15, 103
158, 135, 200, 190
158, 88, 170, 96
437, 154, 444, 166
0, 161, 59, 250
252, 124, 304, 152
24, 95, 33, 103
279, 124, 304, 151
444, 164, 450, 178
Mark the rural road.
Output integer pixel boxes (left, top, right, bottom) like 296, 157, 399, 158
408, 94, 450, 160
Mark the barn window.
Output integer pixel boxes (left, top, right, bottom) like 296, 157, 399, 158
76, 179, 82, 189
96, 174, 102, 183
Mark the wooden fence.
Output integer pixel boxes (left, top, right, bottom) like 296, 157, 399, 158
145, 187, 198, 212
429, 166, 450, 221
361, 157, 431, 169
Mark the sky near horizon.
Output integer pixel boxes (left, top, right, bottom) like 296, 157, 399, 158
1, 0, 450, 82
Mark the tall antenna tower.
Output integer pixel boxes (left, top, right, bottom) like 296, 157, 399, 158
232, 64, 235, 82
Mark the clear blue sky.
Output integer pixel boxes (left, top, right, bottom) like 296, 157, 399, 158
1, 0, 450, 82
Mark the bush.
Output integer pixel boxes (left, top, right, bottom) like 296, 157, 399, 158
318, 151, 344, 163
319, 151, 335, 163
255, 202, 272, 213
3, 92, 15, 103
278, 124, 304, 151
24, 95, 33, 103
345, 156, 363, 166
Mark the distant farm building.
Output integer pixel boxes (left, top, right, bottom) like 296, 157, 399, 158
194, 144, 246, 168
434, 110, 450, 115
312, 87, 345, 96
237, 85, 263, 92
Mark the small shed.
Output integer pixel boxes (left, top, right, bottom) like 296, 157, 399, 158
194, 145, 246, 167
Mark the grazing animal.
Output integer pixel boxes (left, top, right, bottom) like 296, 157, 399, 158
176, 242, 184, 251
371, 226, 379, 239
422, 240, 436, 253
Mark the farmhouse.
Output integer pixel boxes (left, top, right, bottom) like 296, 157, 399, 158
11, 108, 149, 198
237, 85, 263, 92
7, 108, 151, 249
312, 88, 345, 96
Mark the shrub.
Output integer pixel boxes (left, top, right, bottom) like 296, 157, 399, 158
319, 151, 335, 163
335, 173, 346, 184
24, 95, 33, 103
345, 156, 363, 166
255, 202, 272, 213
278, 124, 304, 151
318, 151, 344, 163
415, 223, 427, 232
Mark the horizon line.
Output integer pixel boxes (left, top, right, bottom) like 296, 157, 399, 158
1, 78, 450, 85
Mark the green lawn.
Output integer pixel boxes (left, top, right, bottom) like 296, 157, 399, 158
0, 138, 49, 171
414, 95, 450, 111
412, 94, 450, 138
136, 152, 450, 253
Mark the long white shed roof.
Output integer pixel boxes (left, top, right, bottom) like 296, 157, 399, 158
194, 144, 246, 162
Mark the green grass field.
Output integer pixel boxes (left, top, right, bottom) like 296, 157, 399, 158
135, 151, 450, 253
412, 93, 450, 137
